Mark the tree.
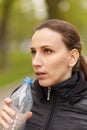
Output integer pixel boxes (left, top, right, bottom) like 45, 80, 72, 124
0, 0, 14, 68
45, 0, 62, 19
45, 0, 87, 55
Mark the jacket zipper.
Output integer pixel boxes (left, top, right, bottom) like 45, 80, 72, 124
47, 87, 51, 101
45, 93, 57, 130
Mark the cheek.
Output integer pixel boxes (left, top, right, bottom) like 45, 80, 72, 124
49, 58, 69, 81
51, 56, 69, 69
48, 55, 70, 78
59, 57, 69, 67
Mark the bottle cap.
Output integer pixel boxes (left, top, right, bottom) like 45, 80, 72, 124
23, 77, 32, 86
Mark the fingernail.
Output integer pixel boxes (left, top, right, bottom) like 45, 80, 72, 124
11, 111, 15, 116
8, 119, 13, 124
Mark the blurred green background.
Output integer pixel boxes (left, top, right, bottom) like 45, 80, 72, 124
0, 0, 87, 87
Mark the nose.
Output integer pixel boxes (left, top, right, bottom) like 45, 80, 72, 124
32, 53, 42, 67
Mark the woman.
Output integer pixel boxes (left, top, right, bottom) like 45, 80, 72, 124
0, 19, 87, 130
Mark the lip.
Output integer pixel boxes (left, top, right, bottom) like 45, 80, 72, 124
35, 72, 47, 79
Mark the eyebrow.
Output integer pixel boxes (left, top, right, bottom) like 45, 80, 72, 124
30, 45, 53, 50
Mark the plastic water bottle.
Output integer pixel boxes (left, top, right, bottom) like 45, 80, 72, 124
3, 77, 33, 130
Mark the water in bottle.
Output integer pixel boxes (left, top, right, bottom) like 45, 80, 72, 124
3, 77, 33, 130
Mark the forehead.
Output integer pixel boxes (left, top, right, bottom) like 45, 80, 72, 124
31, 28, 64, 47
32, 28, 62, 40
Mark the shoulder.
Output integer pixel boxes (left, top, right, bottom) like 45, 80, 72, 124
74, 92, 87, 112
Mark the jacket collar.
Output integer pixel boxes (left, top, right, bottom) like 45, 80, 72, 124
34, 71, 87, 105
67, 71, 87, 105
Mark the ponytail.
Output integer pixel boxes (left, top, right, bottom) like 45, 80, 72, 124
73, 55, 87, 81
79, 55, 87, 81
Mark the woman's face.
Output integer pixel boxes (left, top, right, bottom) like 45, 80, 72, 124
31, 28, 72, 87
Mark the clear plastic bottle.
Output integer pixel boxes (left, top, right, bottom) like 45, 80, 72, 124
3, 77, 33, 130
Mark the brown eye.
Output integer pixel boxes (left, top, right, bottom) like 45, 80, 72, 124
30, 50, 36, 56
44, 48, 52, 54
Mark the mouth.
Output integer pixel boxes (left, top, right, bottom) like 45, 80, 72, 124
35, 72, 47, 79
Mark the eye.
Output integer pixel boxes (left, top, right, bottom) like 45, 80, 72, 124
44, 48, 53, 54
30, 50, 36, 56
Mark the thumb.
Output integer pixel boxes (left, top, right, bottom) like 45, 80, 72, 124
26, 112, 32, 119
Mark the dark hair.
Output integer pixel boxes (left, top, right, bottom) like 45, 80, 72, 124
34, 19, 87, 80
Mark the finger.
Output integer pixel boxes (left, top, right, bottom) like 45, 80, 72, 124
1, 111, 14, 124
4, 98, 12, 105
0, 116, 10, 129
2, 105, 15, 117
26, 112, 32, 119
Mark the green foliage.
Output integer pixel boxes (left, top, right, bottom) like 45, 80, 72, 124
56, 0, 87, 56
0, 52, 34, 87
0, 0, 87, 87
7, 0, 42, 43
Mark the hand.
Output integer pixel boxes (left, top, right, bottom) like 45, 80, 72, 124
0, 98, 15, 129
0, 97, 33, 129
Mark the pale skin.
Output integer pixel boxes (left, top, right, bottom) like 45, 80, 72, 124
0, 28, 79, 129
31, 28, 79, 87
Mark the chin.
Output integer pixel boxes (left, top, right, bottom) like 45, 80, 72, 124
38, 80, 52, 87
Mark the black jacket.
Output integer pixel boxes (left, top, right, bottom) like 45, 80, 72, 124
24, 71, 87, 130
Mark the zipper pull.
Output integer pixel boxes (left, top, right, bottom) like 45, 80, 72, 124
47, 87, 51, 101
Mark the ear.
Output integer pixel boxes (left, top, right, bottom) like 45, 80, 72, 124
68, 49, 79, 67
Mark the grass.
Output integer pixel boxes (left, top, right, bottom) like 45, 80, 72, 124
0, 52, 34, 87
